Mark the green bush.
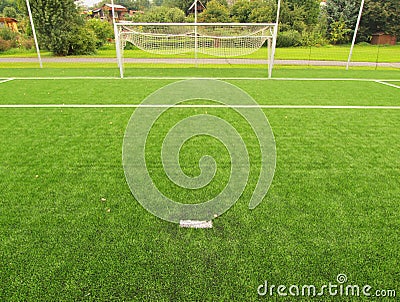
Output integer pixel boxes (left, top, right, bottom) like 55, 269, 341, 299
19, 37, 34, 50
0, 28, 18, 51
85, 19, 114, 48
0, 38, 12, 51
2, 6, 17, 18
199, 0, 231, 23
143, 6, 186, 23
301, 27, 329, 46
249, 5, 276, 23
277, 30, 302, 47
28, 0, 89, 56
230, 0, 253, 23
47, 25, 97, 56
66, 26, 97, 55
0, 27, 17, 41
329, 19, 351, 44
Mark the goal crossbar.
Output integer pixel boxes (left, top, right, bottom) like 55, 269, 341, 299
116, 22, 276, 26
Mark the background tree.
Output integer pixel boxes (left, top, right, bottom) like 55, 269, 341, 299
2, 6, 18, 18
359, 0, 400, 40
119, 0, 150, 11
85, 18, 114, 47
163, 0, 195, 12
1, 0, 22, 15
153, 0, 163, 6
230, 0, 276, 23
248, 0, 277, 23
198, 0, 230, 22
324, 0, 358, 44
132, 6, 185, 22
23, 0, 96, 55
285, 0, 320, 26
229, 0, 252, 23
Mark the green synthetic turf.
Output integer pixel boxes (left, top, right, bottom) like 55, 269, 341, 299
1, 78, 400, 106
0, 72, 399, 301
97, 44, 400, 63
386, 81, 400, 87
0, 66, 399, 79
1, 44, 399, 63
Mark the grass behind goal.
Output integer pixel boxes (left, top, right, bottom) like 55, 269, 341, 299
1, 44, 398, 80
0, 72, 399, 300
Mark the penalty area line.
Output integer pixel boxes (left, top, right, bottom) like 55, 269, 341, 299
0, 78, 14, 84
0, 104, 400, 110
375, 80, 400, 89
6, 76, 400, 82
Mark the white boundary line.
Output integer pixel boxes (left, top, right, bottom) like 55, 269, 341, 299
375, 80, 400, 89
0, 104, 399, 109
0, 78, 14, 84
4, 76, 400, 82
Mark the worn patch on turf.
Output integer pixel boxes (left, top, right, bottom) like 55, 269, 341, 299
180, 220, 213, 229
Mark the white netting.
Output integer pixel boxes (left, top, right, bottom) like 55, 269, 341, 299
119, 23, 274, 57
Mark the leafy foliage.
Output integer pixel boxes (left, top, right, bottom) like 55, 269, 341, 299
119, 0, 151, 11
249, 5, 276, 23
85, 18, 114, 48
163, 0, 203, 12
24, 0, 98, 55
139, 6, 186, 22
230, 0, 276, 23
66, 26, 97, 55
360, 0, 400, 39
324, 0, 358, 44
2, 0, 398, 54
285, 0, 320, 26
198, 0, 230, 23
0, 27, 17, 41
2, 6, 17, 18
329, 18, 351, 44
229, 0, 252, 23
276, 29, 302, 47
0, 26, 17, 51
1, 0, 22, 15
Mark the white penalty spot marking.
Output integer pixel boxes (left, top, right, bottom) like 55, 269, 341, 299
180, 220, 213, 229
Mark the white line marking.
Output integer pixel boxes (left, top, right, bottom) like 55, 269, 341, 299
9, 77, 121, 80
180, 220, 213, 229
0, 104, 399, 109
375, 80, 400, 89
5, 76, 400, 82
0, 78, 14, 84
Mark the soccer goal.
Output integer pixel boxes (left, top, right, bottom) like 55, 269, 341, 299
115, 22, 278, 78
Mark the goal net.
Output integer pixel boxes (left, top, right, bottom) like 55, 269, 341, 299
115, 22, 278, 78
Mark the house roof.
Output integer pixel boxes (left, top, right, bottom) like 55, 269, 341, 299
188, 0, 206, 11
0, 17, 18, 23
104, 4, 127, 10
92, 4, 127, 13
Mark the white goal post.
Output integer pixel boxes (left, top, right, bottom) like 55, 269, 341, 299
115, 22, 279, 78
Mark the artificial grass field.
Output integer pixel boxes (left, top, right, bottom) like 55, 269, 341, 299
0, 67, 399, 301
2, 43, 400, 63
